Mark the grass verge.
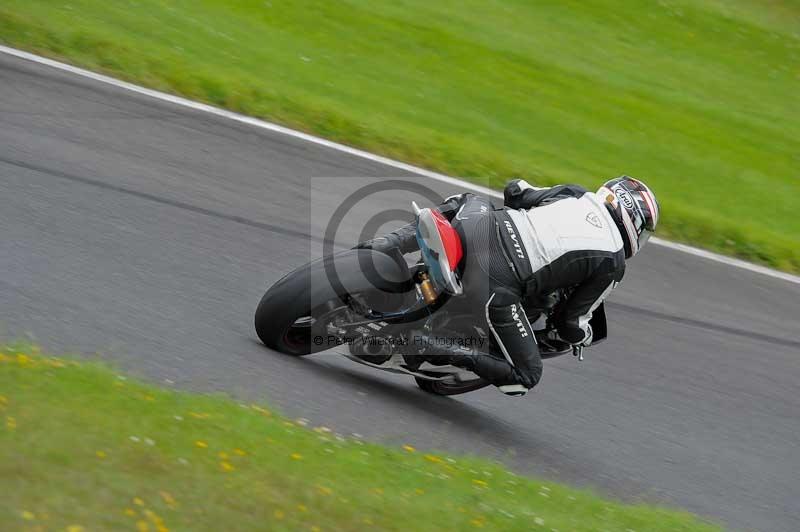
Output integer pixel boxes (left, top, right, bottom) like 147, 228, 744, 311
0, 344, 719, 531
0, 1, 798, 272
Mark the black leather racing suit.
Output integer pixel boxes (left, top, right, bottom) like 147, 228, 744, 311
367, 180, 626, 396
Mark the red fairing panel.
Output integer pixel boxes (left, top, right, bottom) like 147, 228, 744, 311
431, 210, 463, 271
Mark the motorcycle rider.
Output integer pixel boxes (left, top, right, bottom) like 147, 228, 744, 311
361, 176, 659, 396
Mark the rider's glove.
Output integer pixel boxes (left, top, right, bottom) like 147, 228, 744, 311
550, 325, 592, 346
356, 236, 396, 252
355, 223, 418, 255
546, 325, 592, 347
547, 326, 592, 361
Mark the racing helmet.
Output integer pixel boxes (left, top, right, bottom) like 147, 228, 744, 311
598, 176, 659, 258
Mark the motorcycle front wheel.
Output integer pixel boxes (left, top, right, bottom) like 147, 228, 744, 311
255, 249, 411, 356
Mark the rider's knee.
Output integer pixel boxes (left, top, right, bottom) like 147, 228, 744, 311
497, 383, 529, 396
498, 365, 542, 396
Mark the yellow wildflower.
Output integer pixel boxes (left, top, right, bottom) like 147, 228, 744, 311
195, 441, 208, 448
137, 520, 150, 532
470, 518, 485, 527
124, 508, 136, 517
402, 444, 416, 452
273, 509, 285, 520
6, 416, 16, 430
144, 510, 165, 529
159, 491, 177, 508
415, 488, 425, 495
133, 497, 145, 506
290, 452, 303, 460
297, 504, 308, 512
67, 526, 85, 532
21, 510, 35, 520
472, 479, 488, 488
96, 450, 107, 459
424, 454, 442, 463
220, 461, 235, 472
218, 451, 229, 459
317, 486, 333, 496
311, 526, 321, 532
233, 448, 246, 456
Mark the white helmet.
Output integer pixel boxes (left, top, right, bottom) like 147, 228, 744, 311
598, 176, 660, 258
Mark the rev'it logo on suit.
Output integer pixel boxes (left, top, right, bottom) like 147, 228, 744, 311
510, 304, 529, 338
503, 220, 525, 259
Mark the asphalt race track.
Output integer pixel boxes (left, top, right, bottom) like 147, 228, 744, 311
2, 53, 799, 531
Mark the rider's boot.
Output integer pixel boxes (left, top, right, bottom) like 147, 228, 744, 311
414, 336, 533, 396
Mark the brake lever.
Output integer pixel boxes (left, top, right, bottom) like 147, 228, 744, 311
572, 344, 585, 361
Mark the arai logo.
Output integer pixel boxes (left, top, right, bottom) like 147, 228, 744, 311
616, 188, 635, 210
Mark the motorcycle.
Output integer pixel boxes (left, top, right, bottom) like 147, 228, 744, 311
255, 202, 607, 396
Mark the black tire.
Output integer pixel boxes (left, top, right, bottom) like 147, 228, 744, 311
414, 377, 490, 396
255, 249, 411, 356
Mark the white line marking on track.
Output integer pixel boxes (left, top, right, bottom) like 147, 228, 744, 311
648, 237, 799, 285
2, 44, 798, 286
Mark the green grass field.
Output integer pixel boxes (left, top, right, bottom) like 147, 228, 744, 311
1, 1, 798, 271
0, 345, 719, 531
